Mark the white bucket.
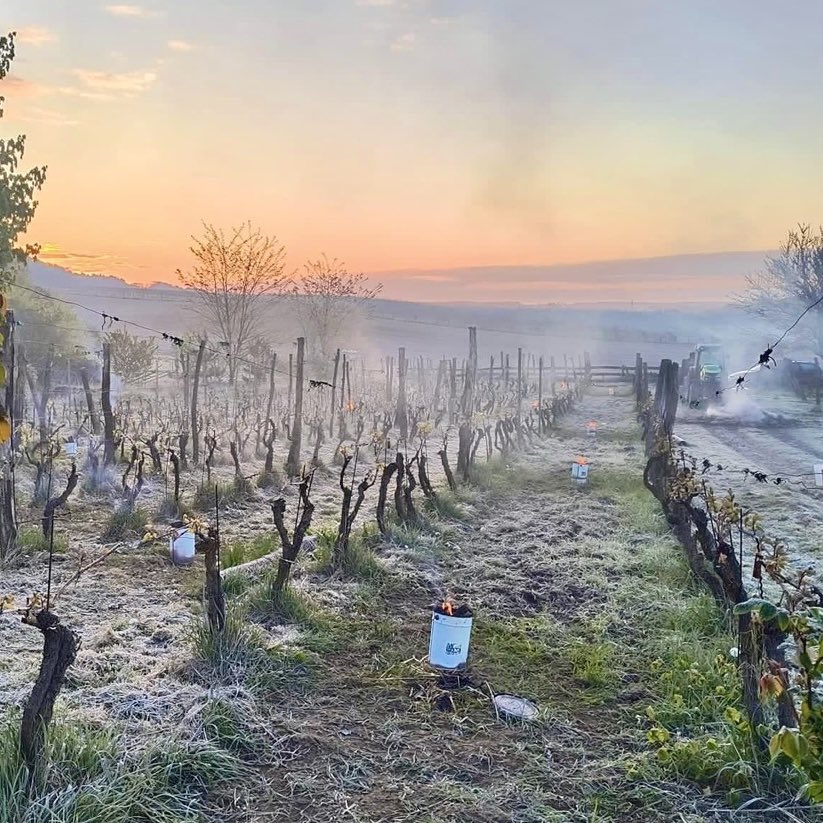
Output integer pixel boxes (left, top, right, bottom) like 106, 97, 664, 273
170, 528, 195, 566
571, 462, 589, 485
815, 463, 823, 488
429, 611, 473, 670
64, 441, 78, 457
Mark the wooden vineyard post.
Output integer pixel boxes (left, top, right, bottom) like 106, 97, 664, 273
101, 342, 115, 466
385, 356, 394, 405
516, 347, 523, 420
191, 339, 205, 465
460, 327, 477, 417
339, 353, 347, 412
287, 353, 294, 429
488, 355, 494, 386
538, 356, 544, 434
645, 359, 678, 456
550, 355, 556, 396
14, 345, 25, 437
0, 309, 17, 560
432, 359, 445, 411
286, 337, 305, 477
330, 348, 340, 438
181, 351, 190, 428
584, 351, 591, 385
265, 352, 278, 428
80, 367, 101, 435
634, 352, 643, 404
449, 357, 457, 418
396, 347, 408, 444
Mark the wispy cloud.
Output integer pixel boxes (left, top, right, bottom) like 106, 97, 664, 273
16, 26, 58, 46
103, 4, 162, 19
38, 244, 137, 272
167, 39, 194, 52
3, 75, 46, 97
391, 32, 415, 52
71, 68, 158, 94
17, 106, 79, 126
357, 0, 396, 6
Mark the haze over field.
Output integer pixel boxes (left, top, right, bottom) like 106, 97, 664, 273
5, 1, 822, 303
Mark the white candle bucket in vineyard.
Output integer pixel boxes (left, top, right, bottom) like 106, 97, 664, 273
64, 441, 77, 458
571, 460, 589, 485
815, 463, 823, 488
429, 611, 473, 670
586, 421, 598, 438
170, 528, 195, 566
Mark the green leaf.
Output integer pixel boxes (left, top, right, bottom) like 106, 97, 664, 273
770, 727, 803, 765
775, 609, 792, 632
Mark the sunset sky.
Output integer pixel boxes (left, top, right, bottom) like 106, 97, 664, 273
4, 1, 823, 301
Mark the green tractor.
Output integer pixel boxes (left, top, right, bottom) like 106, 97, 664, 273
681, 344, 726, 407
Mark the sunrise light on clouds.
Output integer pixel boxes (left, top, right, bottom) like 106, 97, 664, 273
4, 0, 823, 301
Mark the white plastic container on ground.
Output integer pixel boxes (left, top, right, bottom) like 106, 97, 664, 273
170, 528, 195, 566
571, 460, 589, 485
429, 611, 473, 670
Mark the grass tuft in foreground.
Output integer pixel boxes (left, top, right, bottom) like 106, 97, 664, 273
311, 524, 382, 579
0, 713, 241, 823
188, 606, 312, 695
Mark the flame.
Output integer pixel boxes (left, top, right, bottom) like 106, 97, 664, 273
587, 421, 597, 429
576, 456, 588, 465
346, 401, 357, 412
441, 600, 454, 616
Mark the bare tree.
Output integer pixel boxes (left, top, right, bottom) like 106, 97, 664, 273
293, 255, 382, 361
104, 327, 158, 386
736, 225, 823, 356
177, 222, 289, 383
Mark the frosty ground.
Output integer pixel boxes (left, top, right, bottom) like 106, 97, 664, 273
2, 389, 820, 822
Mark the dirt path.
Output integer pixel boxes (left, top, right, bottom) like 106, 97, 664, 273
246, 393, 728, 823
675, 413, 823, 573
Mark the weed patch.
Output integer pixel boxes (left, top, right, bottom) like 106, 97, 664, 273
101, 505, 149, 542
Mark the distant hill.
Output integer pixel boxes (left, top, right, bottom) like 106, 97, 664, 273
20, 256, 778, 369
368, 250, 771, 305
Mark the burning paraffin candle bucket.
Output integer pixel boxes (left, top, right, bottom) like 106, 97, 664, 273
571, 457, 589, 485
170, 528, 196, 566
429, 601, 473, 671
586, 421, 598, 437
